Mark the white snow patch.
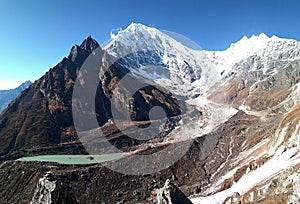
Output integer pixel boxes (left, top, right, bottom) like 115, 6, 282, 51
191, 147, 300, 204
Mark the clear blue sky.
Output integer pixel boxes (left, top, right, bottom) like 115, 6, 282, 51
1, 0, 300, 89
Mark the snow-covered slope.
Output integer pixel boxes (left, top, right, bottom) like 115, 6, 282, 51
104, 23, 220, 98
205, 33, 300, 77
105, 23, 300, 99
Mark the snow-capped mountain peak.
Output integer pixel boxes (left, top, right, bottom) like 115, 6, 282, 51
104, 23, 216, 96
105, 22, 169, 55
229, 33, 270, 52
205, 33, 300, 77
227, 33, 299, 57
124, 22, 154, 32
105, 23, 300, 100
110, 23, 155, 39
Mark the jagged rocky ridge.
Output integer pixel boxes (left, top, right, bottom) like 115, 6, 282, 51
0, 35, 182, 162
1, 23, 300, 203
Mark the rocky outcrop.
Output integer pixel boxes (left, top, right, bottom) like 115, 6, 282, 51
154, 179, 193, 204
31, 172, 56, 204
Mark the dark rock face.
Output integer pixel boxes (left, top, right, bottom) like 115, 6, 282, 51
0, 81, 32, 113
0, 36, 181, 161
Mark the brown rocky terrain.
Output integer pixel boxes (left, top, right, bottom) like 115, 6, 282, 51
0, 36, 182, 163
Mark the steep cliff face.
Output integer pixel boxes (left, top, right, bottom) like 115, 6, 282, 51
0, 38, 94, 158
0, 36, 181, 161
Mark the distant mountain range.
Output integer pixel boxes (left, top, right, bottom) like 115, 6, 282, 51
1, 23, 300, 203
0, 81, 32, 113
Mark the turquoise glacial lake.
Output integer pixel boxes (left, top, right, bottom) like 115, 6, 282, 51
17, 154, 123, 165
